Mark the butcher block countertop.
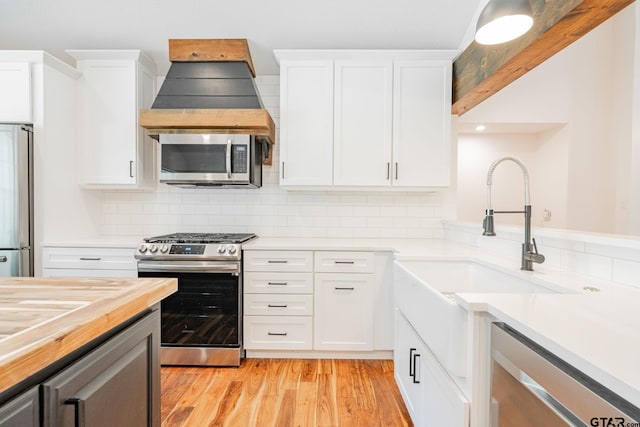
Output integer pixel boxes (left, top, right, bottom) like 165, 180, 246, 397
0, 277, 177, 395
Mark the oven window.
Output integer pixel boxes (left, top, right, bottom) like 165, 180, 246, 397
161, 144, 227, 173
140, 271, 240, 347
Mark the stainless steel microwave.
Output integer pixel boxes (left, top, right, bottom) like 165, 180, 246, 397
159, 134, 262, 188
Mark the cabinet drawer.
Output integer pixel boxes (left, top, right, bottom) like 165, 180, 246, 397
314, 251, 374, 273
42, 268, 137, 278
42, 247, 136, 271
244, 272, 313, 294
244, 294, 313, 316
244, 316, 312, 350
243, 251, 313, 272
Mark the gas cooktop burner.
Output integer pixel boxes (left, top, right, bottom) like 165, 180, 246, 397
143, 232, 257, 244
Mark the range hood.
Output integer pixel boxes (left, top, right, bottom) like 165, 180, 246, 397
139, 39, 275, 164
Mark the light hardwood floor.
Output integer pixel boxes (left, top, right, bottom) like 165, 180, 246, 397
161, 359, 413, 427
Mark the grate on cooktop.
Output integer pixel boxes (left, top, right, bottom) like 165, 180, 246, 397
143, 233, 257, 244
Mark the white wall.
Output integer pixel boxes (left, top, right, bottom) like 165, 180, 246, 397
457, 5, 637, 236
100, 76, 448, 240
457, 133, 539, 226
630, 3, 640, 235
612, 5, 635, 234
457, 126, 570, 230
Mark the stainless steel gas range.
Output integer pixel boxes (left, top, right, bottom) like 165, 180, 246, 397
135, 232, 257, 367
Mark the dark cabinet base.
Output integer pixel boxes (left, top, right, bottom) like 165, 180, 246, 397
0, 306, 160, 427
0, 387, 39, 427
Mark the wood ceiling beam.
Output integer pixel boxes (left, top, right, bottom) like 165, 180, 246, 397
452, 0, 636, 116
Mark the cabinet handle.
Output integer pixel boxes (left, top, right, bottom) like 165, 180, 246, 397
334, 287, 355, 291
386, 162, 390, 180
267, 282, 288, 286
282, 161, 285, 179
409, 348, 417, 377
0, 256, 6, 263
129, 160, 134, 178
412, 353, 421, 384
268, 260, 288, 264
268, 332, 288, 336
79, 257, 101, 261
268, 304, 288, 308
395, 162, 398, 180
65, 397, 85, 427
334, 260, 355, 264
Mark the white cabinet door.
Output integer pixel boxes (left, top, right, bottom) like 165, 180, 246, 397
420, 344, 470, 427
0, 62, 31, 123
77, 60, 137, 186
72, 51, 156, 189
395, 310, 470, 427
395, 310, 426, 423
279, 60, 334, 185
314, 272, 374, 350
333, 60, 393, 186
392, 60, 451, 187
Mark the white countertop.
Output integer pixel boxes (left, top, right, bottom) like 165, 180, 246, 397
242, 236, 475, 256
458, 292, 640, 408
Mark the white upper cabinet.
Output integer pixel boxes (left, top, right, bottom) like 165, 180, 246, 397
275, 50, 456, 190
279, 60, 334, 185
392, 60, 452, 187
69, 50, 157, 189
0, 62, 32, 123
334, 60, 393, 186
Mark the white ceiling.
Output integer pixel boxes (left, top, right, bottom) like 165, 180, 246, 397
0, 0, 486, 76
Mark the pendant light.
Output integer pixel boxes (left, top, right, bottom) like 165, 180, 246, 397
475, 0, 534, 45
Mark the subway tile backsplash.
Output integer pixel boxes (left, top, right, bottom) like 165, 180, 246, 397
101, 76, 447, 239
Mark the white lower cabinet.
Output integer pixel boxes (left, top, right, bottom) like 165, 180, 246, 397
244, 293, 313, 317
243, 249, 391, 354
313, 273, 373, 350
313, 251, 374, 351
42, 245, 137, 278
395, 310, 469, 426
243, 251, 314, 351
243, 316, 313, 350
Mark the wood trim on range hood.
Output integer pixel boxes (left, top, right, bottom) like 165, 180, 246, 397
139, 39, 275, 165
139, 108, 275, 141
168, 39, 257, 77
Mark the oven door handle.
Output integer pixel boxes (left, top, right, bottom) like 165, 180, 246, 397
138, 261, 240, 273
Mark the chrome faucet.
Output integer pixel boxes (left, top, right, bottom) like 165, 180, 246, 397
482, 157, 545, 271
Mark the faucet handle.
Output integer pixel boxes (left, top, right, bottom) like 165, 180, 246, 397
528, 238, 545, 264
532, 238, 539, 254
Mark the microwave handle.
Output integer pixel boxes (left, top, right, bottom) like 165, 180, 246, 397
226, 138, 232, 178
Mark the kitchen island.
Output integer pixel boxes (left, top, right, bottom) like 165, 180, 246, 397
0, 277, 177, 426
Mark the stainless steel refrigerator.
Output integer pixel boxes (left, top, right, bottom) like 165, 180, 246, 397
0, 124, 33, 277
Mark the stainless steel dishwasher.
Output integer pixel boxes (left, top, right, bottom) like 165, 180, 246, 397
490, 323, 640, 426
